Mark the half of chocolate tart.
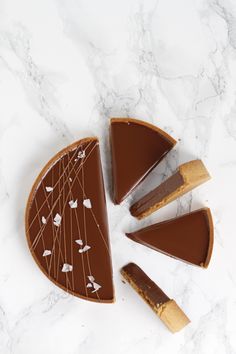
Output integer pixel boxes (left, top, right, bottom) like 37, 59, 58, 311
25, 138, 114, 303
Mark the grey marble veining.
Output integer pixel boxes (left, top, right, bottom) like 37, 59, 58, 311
0, 0, 236, 353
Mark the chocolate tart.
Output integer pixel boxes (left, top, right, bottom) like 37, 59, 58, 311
25, 138, 114, 303
110, 118, 176, 204
130, 160, 210, 219
121, 263, 190, 333
126, 208, 214, 268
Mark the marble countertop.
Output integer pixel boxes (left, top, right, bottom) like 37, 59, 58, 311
0, 0, 236, 353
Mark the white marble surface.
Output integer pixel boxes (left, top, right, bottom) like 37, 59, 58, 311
0, 0, 236, 353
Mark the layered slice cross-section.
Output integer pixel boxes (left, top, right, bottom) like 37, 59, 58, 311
126, 208, 214, 268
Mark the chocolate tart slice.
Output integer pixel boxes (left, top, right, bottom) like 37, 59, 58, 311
25, 138, 114, 303
121, 263, 190, 333
126, 208, 214, 268
130, 160, 210, 219
110, 118, 176, 204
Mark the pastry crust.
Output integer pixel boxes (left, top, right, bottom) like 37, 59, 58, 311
156, 300, 190, 333
202, 207, 214, 268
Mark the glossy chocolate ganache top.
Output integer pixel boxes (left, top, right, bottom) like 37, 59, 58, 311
25, 138, 114, 303
110, 118, 176, 204
126, 208, 214, 268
